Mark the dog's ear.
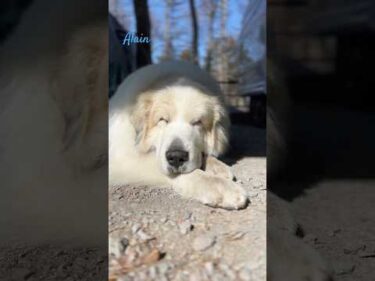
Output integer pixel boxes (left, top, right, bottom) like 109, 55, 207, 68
206, 97, 230, 157
130, 93, 154, 153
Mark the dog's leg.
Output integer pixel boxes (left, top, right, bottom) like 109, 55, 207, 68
204, 156, 235, 181
172, 169, 248, 210
109, 153, 171, 187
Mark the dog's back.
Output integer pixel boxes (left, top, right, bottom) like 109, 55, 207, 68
110, 61, 224, 113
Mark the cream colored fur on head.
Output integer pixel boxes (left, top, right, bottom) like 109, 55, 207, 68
109, 61, 248, 210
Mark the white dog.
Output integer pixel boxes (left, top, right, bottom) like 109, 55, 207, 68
109, 61, 248, 210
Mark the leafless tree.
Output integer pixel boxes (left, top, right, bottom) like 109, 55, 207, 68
133, 0, 152, 67
161, 0, 175, 60
188, 0, 199, 64
219, 0, 228, 82
202, 0, 218, 71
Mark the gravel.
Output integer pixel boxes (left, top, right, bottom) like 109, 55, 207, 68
0, 246, 106, 281
179, 221, 194, 235
192, 234, 216, 251
108, 125, 266, 281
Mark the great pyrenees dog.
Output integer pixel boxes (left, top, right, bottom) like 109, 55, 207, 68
109, 61, 248, 210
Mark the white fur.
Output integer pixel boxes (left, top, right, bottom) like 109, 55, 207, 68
0, 0, 107, 246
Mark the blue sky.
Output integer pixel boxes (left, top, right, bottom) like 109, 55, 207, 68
111, 0, 249, 64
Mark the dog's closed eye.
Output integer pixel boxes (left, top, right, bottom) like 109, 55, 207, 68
191, 120, 202, 126
158, 117, 169, 124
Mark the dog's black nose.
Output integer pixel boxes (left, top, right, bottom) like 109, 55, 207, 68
166, 150, 189, 168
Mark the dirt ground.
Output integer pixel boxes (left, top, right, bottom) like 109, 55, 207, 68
291, 180, 375, 281
0, 246, 106, 281
279, 105, 375, 281
109, 124, 266, 281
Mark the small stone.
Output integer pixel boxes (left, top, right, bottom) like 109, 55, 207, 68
149, 266, 158, 279
183, 212, 193, 220
138, 272, 147, 280
74, 257, 86, 266
238, 266, 252, 280
249, 193, 259, 199
303, 234, 318, 244
158, 263, 170, 275
219, 263, 235, 278
211, 271, 227, 281
179, 221, 193, 235
142, 217, 149, 226
226, 231, 246, 241
334, 261, 355, 275
343, 244, 365, 255
124, 248, 137, 263
129, 238, 137, 246
160, 217, 168, 224
12, 268, 34, 280
118, 276, 132, 281
167, 220, 176, 226
224, 269, 236, 279
109, 237, 127, 257
193, 234, 216, 251
137, 229, 154, 241
328, 228, 341, 237
189, 271, 201, 281
204, 262, 214, 276
121, 237, 129, 248
158, 275, 168, 281
132, 224, 141, 234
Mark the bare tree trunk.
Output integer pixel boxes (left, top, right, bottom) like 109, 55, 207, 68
163, 0, 174, 59
219, 0, 227, 83
205, 0, 217, 72
133, 0, 152, 67
189, 0, 199, 64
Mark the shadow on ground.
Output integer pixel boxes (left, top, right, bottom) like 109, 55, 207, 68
270, 104, 375, 201
222, 113, 266, 167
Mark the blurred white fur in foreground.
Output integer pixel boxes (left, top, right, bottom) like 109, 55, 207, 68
0, 0, 107, 246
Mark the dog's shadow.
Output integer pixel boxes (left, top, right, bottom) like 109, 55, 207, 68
221, 113, 266, 166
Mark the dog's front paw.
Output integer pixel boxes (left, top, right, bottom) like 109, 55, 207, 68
173, 170, 248, 210
220, 181, 249, 210
201, 179, 249, 210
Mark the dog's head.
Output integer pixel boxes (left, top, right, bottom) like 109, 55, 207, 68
130, 81, 229, 176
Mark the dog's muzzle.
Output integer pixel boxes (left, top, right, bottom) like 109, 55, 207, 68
165, 138, 189, 174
